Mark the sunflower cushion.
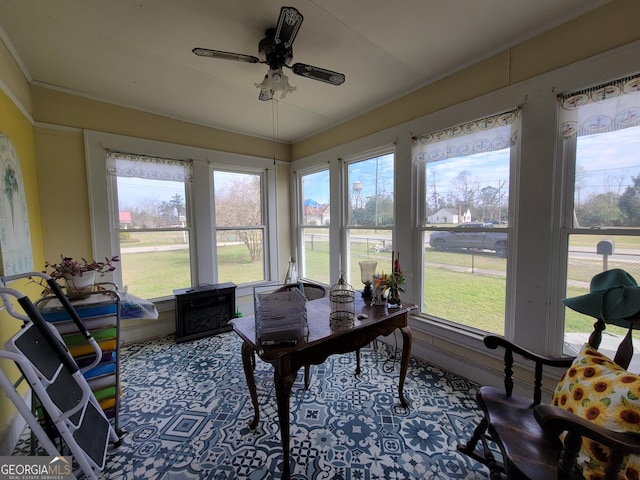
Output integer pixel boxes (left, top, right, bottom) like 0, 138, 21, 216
552, 343, 640, 480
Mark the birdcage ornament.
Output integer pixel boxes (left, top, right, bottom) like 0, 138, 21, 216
329, 272, 355, 329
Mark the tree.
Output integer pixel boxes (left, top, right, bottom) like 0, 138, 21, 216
577, 192, 622, 226
478, 186, 500, 221
449, 171, 478, 214
574, 165, 591, 206
355, 195, 394, 227
214, 174, 263, 262
619, 174, 640, 226
158, 201, 178, 226
169, 194, 185, 218
131, 197, 161, 228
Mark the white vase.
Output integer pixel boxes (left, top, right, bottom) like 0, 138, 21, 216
64, 271, 96, 297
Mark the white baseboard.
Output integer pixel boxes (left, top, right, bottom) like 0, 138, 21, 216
119, 315, 175, 345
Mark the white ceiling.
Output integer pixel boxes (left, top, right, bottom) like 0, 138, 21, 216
0, 0, 608, 143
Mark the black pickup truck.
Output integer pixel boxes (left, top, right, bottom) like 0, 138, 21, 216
429, 222, 508, 257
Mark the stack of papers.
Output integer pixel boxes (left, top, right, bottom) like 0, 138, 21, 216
255, 286, 308, 344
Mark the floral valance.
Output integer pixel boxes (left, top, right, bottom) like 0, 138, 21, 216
411, 109, 520, 164
559, 73, 640, 139
106, 150, 193, 182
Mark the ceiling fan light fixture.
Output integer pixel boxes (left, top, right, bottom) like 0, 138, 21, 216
255, 68, 296, 101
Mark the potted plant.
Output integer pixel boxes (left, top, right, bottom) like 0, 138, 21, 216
375, 251, 405, 308
39, 255, 120, 297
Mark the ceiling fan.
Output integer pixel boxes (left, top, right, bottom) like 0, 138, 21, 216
193, 6, 346, 101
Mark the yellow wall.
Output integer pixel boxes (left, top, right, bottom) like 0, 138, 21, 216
31, 86, 290, 161
34, 126, 92, 258
0, 88, 44, 442
31, 89, 292, 266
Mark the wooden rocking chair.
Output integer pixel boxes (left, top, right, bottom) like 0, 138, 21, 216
457, 314, 640, 480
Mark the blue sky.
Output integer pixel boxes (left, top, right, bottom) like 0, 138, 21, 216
117, 125, 640, 208
302, 154, 395, 205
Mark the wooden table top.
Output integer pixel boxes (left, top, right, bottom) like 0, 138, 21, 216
230, 295, 415, 360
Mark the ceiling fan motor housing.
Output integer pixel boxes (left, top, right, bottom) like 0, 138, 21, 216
259, 28, 293, 69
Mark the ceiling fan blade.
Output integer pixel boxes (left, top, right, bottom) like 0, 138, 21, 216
192, 48, 260, 64
274, 6, 303, 50
291, 63, 346, 86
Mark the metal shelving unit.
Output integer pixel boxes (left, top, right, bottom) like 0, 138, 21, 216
35, 283, 122, 433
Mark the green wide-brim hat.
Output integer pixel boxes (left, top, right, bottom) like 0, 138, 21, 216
562, 269, 640, 328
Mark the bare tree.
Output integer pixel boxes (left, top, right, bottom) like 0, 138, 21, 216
215, 174, 263, 262
130, 197, 162, 228
449, 170, 479, 214
603, 171, 628, 196
478, 186, 499, 221
574, 166, 590, 205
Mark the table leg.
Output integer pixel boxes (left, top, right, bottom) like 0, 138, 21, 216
241, 341, 260, 429
398, 326, 412, 407
274, 368, 296, 480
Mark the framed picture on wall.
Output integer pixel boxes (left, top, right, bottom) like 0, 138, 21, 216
0, 134, 33, 276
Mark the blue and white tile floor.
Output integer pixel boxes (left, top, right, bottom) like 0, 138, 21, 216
15, 332, 491, 479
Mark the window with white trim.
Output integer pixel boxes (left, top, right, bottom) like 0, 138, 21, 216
86, 131, 280, 300
106, 151, 193, 299
414, 109, 519, 334
344, 151, 394, 286
213, 169, 267, 285
559, 73, 640, 355
298, 168, 331, 284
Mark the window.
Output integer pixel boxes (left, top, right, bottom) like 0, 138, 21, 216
86, 131, 280, 301
414, 110, 519, 334
107, 151, 193, 299
298, 168, 330, 284
560, 74, 640, 354
345, 152, 394, 287
213, 170, 266, 285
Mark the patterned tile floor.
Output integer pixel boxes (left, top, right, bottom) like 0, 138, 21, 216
15, 332, 491, 479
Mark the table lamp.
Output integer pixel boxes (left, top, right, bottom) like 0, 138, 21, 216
358, 260, 377, 300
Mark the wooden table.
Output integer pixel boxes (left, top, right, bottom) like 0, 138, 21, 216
230, 295, 415, 479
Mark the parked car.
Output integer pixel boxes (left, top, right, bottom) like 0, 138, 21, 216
429, 222, 508, 257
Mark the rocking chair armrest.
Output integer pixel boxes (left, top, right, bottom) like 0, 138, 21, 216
484, 335, 575, 368
534, 404, 640, 454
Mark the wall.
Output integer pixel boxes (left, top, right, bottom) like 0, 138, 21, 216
0, 46, 45, 452
32, 91, 292, 268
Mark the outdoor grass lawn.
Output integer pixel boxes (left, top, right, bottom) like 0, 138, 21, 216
120, 238, 637, 340
424, 268, 506, 334
121, 243, 263, 299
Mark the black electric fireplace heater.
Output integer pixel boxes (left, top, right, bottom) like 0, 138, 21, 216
173, 283, 237, 343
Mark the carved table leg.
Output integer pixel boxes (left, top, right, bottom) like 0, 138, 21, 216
241, 341, 260, 430
399, 326, 412, 407
274, 366, 297, 480
304, 365, 310, 390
